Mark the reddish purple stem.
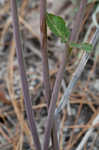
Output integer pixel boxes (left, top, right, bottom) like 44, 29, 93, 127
11, 1, 41, 150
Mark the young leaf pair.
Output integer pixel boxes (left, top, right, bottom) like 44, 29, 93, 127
46, 13, 92, 53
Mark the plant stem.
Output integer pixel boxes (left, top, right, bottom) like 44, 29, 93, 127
40, 0, 51, 107
70, 0, 88, 42
43, 44, 70, 150
43, 0, 88, 150
10, 1, 41, 150
40, 0, 59, 150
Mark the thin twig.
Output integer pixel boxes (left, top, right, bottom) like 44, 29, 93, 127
76, 114, 99, 150
55, 28, 99, 116
40, 0, 59, 149
43, 1, 88, 150
10, 1, 41, 150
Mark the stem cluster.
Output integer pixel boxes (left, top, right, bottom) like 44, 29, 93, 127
10, 1, 99, 150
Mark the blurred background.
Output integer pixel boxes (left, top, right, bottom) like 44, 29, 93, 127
0, 0, 99, 150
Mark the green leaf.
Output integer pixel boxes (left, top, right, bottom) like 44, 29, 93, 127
46, 13, 70, 42
70, 43, 81, 49
70, 42, 93, 52
81, 43, 93, 52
